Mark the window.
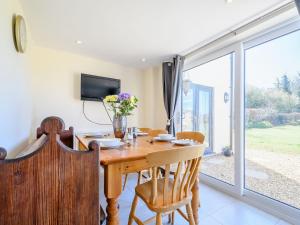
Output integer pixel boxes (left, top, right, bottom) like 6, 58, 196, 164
244, 28, 300, 210
182, 53, 234, 185
181, 20, 300, 222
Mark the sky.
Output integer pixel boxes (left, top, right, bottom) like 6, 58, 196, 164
183, 27, 300, 97
185, 28, 300, 90
245, 29, 300, 89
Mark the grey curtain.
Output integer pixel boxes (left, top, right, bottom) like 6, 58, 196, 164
296, 0, 300, 15
162, 55, 185, 134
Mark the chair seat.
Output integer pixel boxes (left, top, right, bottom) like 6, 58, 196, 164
135, 179, 191, 213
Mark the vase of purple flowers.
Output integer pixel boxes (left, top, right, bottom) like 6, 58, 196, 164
112, 115, 127, 139
104, 93, 138, 139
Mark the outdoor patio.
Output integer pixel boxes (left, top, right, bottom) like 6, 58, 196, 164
201, 149, 300, 209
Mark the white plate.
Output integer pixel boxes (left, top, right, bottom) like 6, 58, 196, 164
96, 138, 121, 147
137, 132, 148, 136
99, 141, 126, 149
153, 136, 175, 142
171, 139, 193, 146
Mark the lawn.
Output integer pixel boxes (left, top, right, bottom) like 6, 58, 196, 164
246, 125, 300, 154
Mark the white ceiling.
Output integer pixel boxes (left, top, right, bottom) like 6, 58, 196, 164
20, 0, 289, 68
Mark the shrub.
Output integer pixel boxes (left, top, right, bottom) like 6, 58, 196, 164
247, 120, 273, 129
269, 113, 300, 126
246, 86, 268, 108
266, 90, 298, 113
246, 85, 299, 113
289, 121, 300, 126
246, 108, 270, 123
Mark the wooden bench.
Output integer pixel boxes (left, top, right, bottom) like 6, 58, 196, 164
0, 117, 101, 225
37, 117, 74, 148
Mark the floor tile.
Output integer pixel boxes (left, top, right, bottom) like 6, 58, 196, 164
199, 216, 223, 225
211, 201, 279, 225
100, 175, 293, 225
276, 219, 294, 225
199, 184, 237, 216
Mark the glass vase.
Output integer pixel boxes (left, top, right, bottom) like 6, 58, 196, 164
113, 115, 127, 139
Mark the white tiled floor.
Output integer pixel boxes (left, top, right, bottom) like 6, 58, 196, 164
100, 174, 293, 225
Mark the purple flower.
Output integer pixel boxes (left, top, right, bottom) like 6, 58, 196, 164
118, 92, 131, 101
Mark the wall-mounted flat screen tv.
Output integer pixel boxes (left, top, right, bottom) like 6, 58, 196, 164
81, 74, 120, 101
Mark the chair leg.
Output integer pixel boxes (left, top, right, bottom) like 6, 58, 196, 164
172, 212, 175, 225
158, 167, 164, 178
123, 174, 128, 191
137, 171, 143, 184
156, 213, 162, 225
100, 205, 106, 225
168, 212, 175, 225
186, 203, 195, 225
168, 214, 172, 224
168, 212, 175, 224
128, 195, 138, 225
198, 177, 201, 208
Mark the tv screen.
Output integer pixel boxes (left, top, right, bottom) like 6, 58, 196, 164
81, 74, 120, 101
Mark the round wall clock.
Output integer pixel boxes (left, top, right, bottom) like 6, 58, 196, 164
14, 15, 27, 53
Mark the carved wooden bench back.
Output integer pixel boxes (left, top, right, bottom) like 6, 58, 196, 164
37, 116, 74, 148
0, 117, 100, 225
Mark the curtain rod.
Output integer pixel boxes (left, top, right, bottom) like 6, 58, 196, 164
184, 1, 296, 58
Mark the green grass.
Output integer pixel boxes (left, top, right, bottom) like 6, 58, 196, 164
246, 125, 300, 154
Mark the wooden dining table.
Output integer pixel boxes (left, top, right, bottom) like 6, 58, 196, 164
76, 134, 204, 225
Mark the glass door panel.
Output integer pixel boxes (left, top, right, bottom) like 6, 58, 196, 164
196, 85, 213, 153
182, 53, 234, 185
182, 86, 194, 131
244, 29, 300, 209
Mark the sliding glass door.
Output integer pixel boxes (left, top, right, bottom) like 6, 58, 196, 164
181, 20, 300, 223
182, 53, 235, 185
244, 27, 300, 210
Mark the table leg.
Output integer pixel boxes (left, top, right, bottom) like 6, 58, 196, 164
106, 197, 120, 225
104, 164, 122, 225
191, 177, 200, 225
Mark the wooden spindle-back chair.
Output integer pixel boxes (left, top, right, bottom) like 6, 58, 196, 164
148, 129, 168, 137
139, 128, 152, 133
176, 131, 205, 144
123, 129, 167, 190
128, 146, 203, 225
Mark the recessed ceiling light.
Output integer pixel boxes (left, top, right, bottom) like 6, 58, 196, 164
225, 0, 233, 3
76, 40, 82, 44
141, 58, 146, 62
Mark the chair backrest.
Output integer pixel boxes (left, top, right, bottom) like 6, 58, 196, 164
0, 117, 100, 225
139, 128, 152, 133
146, 146, 204, 206
176, 131, 205, 144
149, 129, 168, 137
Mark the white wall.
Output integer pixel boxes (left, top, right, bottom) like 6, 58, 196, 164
142, 66, 167, 129
28, 46, 146, 137
0, 0, 33, 156
186, 55, 232, 153
0, 0, 148, 157
143, 58, 232, 153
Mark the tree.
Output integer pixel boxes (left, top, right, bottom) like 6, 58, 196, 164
266, 89, 298, 113
274, 77, 281, 90
278, 74, 292, 95
246, 86, 268, 108
292, 73, 300, 112
294, 73, 300, 98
